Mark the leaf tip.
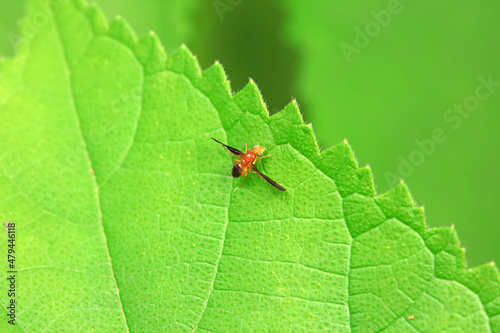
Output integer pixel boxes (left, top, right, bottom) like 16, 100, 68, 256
199, 61, 234, 108
85, 3, 109, 35
233, 79, 269, 119
109, 16, 137, 50
166, 43, 203, 80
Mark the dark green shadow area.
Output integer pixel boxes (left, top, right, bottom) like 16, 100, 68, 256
192, 0, 299, 114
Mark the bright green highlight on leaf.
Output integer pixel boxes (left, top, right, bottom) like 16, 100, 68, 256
0, 0, 499, 332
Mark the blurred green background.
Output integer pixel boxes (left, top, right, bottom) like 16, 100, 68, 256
1, 0, 498, 267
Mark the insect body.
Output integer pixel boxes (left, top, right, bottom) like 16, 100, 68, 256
212, 138, 286, 191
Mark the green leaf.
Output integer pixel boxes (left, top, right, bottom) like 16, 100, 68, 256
0, 0, 499, 331
278, 0, 500, 267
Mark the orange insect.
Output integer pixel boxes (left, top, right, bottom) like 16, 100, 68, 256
212, 138, 286, 191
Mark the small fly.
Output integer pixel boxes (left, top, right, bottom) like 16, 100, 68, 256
212, 138, 286, 191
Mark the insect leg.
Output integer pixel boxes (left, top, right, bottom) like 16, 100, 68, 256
240, 168, 249, 188
255, 154, 274, 162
